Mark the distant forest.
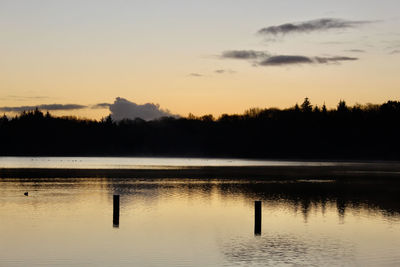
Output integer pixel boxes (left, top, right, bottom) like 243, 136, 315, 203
1, 98, 400, 159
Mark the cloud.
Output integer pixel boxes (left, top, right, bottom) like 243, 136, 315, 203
39, 104, 87, 110
314, 56, 358, 64
221, 50, 269, 60
259, 55, 358, 66
215, 69, 236, 74
0, 104, 87, 112
260, 55, 313, 66
188, 73, 203, 77
390, 50, 400, 54
320, 41, 349, 45
344, 49, 366, 53
221, 49, 358, 66
109, 97, 177, 121
0, 95, 50, 101
258, 18, 372, 36
91, 103, 111, 109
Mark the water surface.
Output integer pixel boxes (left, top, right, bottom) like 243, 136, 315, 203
1, 178, 399, 266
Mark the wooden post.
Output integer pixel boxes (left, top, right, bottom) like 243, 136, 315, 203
254, 200, 261, 235
113, 195, 120, 228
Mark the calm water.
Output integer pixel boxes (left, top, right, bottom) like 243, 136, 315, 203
0, 156, 371, 169
1, 177, 400, 266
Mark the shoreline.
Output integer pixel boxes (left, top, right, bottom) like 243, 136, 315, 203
1, 165, 400, 179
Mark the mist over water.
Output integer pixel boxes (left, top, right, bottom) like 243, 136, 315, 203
1, 177, 399, 266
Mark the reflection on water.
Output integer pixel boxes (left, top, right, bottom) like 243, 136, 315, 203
1, 178, 400, 266
113, 195, 120, 228
254, 201, 262, 236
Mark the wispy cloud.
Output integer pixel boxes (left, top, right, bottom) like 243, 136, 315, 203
91, 103, 111, 109
344, 49, 366, 53
216, 18, 365, 69
0, 104, 87, 112
215, 69, 236, 74
257, 18, 373, 36
320, 41, 349, 45
389, 50, 400, 54
221, 50, 358, 67
221, 50, 269, 60
314, 56, 358, 64
260, 55, 358, 66
189, 73, 204, 77
0, 95, 50, 101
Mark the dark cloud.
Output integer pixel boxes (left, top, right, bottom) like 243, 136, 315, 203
221, 50, 269, 60
109, 97, 177, 121
259, 55, 358, 66
217, 18, 363, 68
91, 103, 111, 109
258, 18, 372, 36
314, 56, 358, 64
189, 73, 203, 77
39, 104, 87, 110
344, 49, 366, 53
0, 104, 87, 112
221, 50, 357, 65
259, 56, 313, 66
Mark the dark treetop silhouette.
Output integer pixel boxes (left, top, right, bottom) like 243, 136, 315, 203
1, 99, 400, 159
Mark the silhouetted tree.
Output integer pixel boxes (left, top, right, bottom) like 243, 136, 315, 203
294, 103, 300, 112
322, 103, 327, 112
301, 98, 312, 112
101, 114, 114, 125
337, 100, 348, 113
1, 99, 400, 159
0, 114, 8, 126
33, 107, 43, 118
200, 114, 214, 122
187, 113, 196, 120
245, 108, 263, 118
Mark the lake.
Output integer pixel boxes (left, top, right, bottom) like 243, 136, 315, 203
1, 157, 400, 266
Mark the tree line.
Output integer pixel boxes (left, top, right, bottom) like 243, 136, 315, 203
1, 98, 399, 159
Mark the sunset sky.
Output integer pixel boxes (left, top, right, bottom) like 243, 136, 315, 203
1, 0, 399, 119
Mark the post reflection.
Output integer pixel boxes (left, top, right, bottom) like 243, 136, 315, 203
254, 201, 262, 236
113, 194, 120, 228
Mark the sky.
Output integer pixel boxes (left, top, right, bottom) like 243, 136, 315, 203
0, 0, 399, 120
